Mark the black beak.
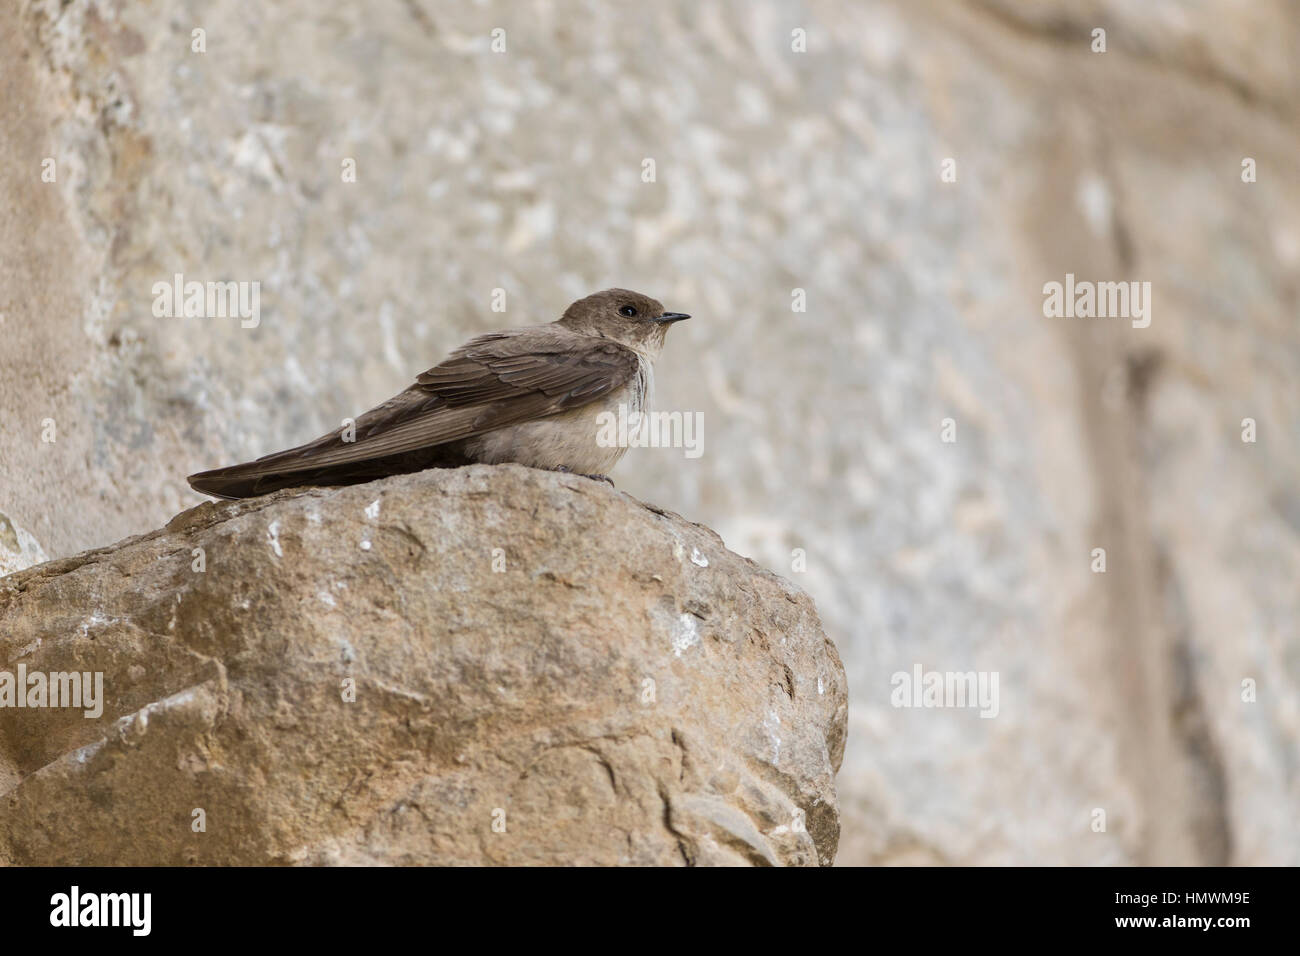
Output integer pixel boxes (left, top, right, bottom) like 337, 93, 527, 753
654, 312, 691, 324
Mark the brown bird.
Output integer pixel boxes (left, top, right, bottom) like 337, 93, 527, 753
187, 289, 690, 499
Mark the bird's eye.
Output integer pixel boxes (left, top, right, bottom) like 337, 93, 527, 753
619, 305, 637, 317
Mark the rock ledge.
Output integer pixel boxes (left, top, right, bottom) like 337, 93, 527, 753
0, 465, 847, 866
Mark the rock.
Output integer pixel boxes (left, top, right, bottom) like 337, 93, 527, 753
0, 465, 847, 866
0, 513, 49, 579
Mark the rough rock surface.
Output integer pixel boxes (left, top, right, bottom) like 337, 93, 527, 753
3, 0, 1298, 864
0, 465, 847, 866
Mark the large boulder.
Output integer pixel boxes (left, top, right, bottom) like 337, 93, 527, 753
0, 465, 847, 865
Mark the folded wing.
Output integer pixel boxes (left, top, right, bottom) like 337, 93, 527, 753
187, 326, 638, 496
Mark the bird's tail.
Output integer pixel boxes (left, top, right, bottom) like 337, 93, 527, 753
186, 465, 324, 500
188, 441, 472, 499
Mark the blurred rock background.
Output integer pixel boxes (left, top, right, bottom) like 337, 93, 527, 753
1, 0, 1296, 864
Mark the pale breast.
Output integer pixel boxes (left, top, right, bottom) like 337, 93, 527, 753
463, 356, 651, 475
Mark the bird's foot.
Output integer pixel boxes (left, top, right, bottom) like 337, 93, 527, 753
554, 466, 615, 487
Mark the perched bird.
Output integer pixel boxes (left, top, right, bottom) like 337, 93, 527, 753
187, 289, 690, 499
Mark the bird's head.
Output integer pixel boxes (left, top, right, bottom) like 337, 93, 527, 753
557, 288, 690, 356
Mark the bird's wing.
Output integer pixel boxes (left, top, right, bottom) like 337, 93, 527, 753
190, 327, 638, 479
